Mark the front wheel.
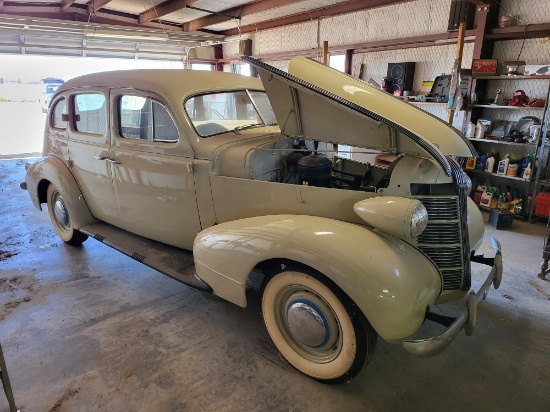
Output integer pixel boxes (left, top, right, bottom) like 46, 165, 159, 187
46, 184, 88, 246
261, 270, 377, 383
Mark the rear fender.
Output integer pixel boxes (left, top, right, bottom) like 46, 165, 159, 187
26, 156, 95, 229
194, 214, 442, 341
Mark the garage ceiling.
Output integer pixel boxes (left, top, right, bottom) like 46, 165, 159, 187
0, 0, 413, 34
0, 0, 412, 60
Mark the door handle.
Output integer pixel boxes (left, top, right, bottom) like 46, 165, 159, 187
106, 158, 122, 165
94, 155, 108, 160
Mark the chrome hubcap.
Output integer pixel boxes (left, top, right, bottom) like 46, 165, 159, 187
286, 301, 328, 348
282, 290, 339, 357
53, 195, 69, 228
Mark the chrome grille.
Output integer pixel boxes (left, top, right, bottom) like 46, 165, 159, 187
414, 157, 471, 291
417, 198, 459, 220
418, 224, 461, 244
416, 195, 466, 290
447, 156, 471, 291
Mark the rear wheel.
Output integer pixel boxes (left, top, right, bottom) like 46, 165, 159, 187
261, 269, 376, 383
46, 184, 88, 246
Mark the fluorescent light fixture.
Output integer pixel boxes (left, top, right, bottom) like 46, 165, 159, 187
193, 36, 248, 48
85, 28, 169, 41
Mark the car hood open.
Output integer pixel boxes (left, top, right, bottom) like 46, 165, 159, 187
242, 55, 475, 176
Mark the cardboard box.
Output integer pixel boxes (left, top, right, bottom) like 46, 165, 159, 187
472, 59, 498, 76
524, 65, 550, 76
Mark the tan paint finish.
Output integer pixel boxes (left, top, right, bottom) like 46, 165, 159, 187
194, 214, 442, 341
287, 56, 474, 157
25, 156, 96, 229
26, 67, 494, 354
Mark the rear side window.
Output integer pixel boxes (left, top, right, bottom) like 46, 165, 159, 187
52, 98, 67, 129
119, 95, 178, 142
74, 93, 107, 135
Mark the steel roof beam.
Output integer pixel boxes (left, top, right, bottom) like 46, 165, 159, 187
222, 0, 413, 35
89, 0, 115, 13
60, 0, 76, 12
184, 0, 303, 32
140, 0, 200, 24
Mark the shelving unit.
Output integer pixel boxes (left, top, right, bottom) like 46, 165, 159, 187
470, 104, 545, 111
464, 74, 550, 222
468, 137, 537, 147
466, 169, 532, 182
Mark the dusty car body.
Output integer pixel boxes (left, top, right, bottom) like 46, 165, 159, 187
23, 56, 502, 383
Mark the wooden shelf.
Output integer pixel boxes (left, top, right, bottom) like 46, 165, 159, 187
465, 169, 531, 182
409, 101, 447, 105
467, 138, 537, 147
470, 104, 545, 110
472, 75, 550, 80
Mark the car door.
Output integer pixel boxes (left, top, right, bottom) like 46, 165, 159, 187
67, 89, 119, 223
46, 95, 69, 160
108, 89, 201, 251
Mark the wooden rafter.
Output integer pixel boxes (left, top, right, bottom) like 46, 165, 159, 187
465, 0, 490, 6
60, 0, 76, 12
89, 0, 115, 13
185, 0, 304, 32
222, 0, 415, 35
140, 0, 200, 24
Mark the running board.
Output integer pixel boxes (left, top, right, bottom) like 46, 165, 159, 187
80, 222, 212, 292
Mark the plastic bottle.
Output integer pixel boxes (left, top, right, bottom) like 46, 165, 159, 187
497, 157, 510, 175
466, 122, 475, 138
476, 153, 487, 170
523, 162, 532, 181
474, 123, 484, 139
485, 156, 495, 173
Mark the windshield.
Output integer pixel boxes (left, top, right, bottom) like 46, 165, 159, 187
185, 90, 277, 137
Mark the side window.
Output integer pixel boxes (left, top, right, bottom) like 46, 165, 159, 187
51, 98, 67, 129
74, 93, 107, 135
119, 95, 178, 142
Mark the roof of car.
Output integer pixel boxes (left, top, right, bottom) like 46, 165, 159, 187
57, 69, 264, 98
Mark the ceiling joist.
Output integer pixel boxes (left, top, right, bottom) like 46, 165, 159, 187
185, 0, 304, 32
60, 0, 76, 12
140, 0, 199, 24
222, 0, 415, 35
89, 0, 115, 14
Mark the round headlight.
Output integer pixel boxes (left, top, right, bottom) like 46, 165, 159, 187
410, 202, 428, 238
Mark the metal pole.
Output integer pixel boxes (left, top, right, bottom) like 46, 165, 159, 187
0, 342, 18, 412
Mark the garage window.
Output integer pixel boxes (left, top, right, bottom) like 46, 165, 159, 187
119, 95, 178, 142
51, 98, 67, 129
74, 93, 107, 135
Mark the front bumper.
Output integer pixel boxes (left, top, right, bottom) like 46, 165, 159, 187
402, 237, 503, 358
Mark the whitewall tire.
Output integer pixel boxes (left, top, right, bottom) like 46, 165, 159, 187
262, 269, 376, 383
46, 184, 88, 246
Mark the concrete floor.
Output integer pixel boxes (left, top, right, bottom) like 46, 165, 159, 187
1, 157, 550, 412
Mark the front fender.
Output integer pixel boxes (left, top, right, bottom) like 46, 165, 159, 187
467, 196, 484, 252
194, 214, 442, 341
25, 156, 95, 229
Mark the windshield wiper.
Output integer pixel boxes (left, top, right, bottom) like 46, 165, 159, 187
233, 123, 263, 134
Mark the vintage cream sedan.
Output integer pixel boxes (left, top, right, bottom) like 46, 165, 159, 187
23, 56, 502, 383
